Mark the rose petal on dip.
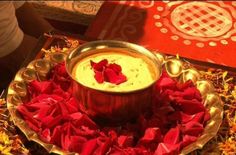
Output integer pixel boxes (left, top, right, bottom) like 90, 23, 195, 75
94, 71, 104, 83
104, 68, 127, 85
90, 59, 127, 84
90, 59, 108, 71
107, 63, 122, 73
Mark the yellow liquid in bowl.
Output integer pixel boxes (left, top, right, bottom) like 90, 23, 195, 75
72, 52, 157, 92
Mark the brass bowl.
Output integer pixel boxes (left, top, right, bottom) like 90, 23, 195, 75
66, 40, 162, 123
7, 41, 223, 155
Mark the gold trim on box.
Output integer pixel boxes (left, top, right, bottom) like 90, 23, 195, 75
7, 51, 223, 155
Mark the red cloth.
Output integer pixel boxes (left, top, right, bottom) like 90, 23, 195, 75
86, 1, 236, 68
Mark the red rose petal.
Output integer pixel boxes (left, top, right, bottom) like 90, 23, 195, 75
25, 120, 40, 132
109, 130, 118, 139
163, 127, 180, 144
139, 128, 162, 144
69, 136, 87, 153
203, 111, 211, 123
110, 146, 149, 155
155, 72, 176, 91
33, 105, 51, 119
61, 133, 71, 151
118, 135, 134, 147
95, 136, 113, 155
90, 60, 95, 68
41, 115, 62, 129
40, 128, 51, 142
182, 121, 204, 137
104, 68, 127, 85
188, 112, 205, 123
167, 111, 181, 122
107, 63, 122, 73
90, 59, 127, 84
71, 125, 97, 137
169, 112, 205, 124
50, 62, 72, 91
176, 80, 194, 90
91, 59, 108, 71
81, 138, 98, 155
182, 87, 202, 101
181, 135, 197, 148
17, 105, 40, 131
66, 98, 79, 114
50, 126, 62, 147
155, 143, 180, 155
177, 99, 205, 115
28, 81, 54, 97
94, 71, 104, 83
70, 112, 98, 129
51, 62, 68, 77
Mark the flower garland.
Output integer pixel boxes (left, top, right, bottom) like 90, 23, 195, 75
0, 99, 29, 155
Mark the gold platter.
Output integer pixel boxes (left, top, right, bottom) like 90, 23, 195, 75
7, 46, 223, 154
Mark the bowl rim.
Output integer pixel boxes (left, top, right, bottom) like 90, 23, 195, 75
65, 40, 162, 94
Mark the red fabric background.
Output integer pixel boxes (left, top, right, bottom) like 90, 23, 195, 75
86, 1, 236, 68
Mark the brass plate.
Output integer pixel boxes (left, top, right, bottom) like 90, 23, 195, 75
7, 47, 223, 155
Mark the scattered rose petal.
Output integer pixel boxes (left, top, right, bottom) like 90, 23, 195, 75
181, 135, 197, 148
182, 121, 204, 137
118, 135, 133, 147
40, 128, 51, 142
50, 62, 72, 91
139, 128, 162, 144
81, 138, 98, 155
18, 63, 210, 155
69, 136, 87, 153
155, 143, 180, 155
163, 127, 180, 144
177, 99, 205, 115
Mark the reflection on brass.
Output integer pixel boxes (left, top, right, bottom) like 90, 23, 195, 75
154, 53, 165, 65
180, 68, 200, 84
49, 52, 67, 64
9, 81, 27, 98
28, 59, 52, 80
204, 93, 222, 107
165, 58, 183, 77
16, 68, 38, 83
196, 80, 215, 98
6, 41, 223, 155
7, 94, 22, 106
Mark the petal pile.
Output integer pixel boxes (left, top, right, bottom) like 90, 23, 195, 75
90, 59, 127, 84
17, 63, 210, 154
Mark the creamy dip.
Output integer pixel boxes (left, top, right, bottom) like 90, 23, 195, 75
72, 52, 157, 92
